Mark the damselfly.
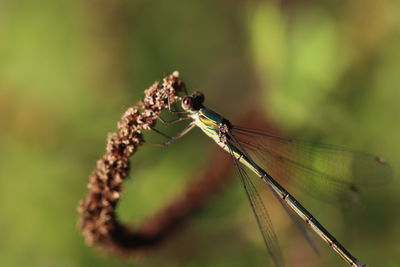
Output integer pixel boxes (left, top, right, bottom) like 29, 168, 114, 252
151, 91, 391, 267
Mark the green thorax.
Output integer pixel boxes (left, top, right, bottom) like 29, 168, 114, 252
193, 107, 231, 140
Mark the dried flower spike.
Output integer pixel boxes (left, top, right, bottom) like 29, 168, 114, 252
77, 72, 185, 254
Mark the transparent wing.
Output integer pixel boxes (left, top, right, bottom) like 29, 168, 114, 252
227, 144, 284, 267
228, 131, 320, 260
231, 126, 393, 203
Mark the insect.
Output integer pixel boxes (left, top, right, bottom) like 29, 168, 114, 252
150, 91, 391, 266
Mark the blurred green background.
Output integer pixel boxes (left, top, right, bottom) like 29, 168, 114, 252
1, 0, 399, 266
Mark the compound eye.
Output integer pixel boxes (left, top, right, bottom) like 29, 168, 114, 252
182, 96, 192, 110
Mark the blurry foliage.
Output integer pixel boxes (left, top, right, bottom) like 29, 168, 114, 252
0, 0, 399, 266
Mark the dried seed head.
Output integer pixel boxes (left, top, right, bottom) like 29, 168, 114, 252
77, 72, 184, 254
